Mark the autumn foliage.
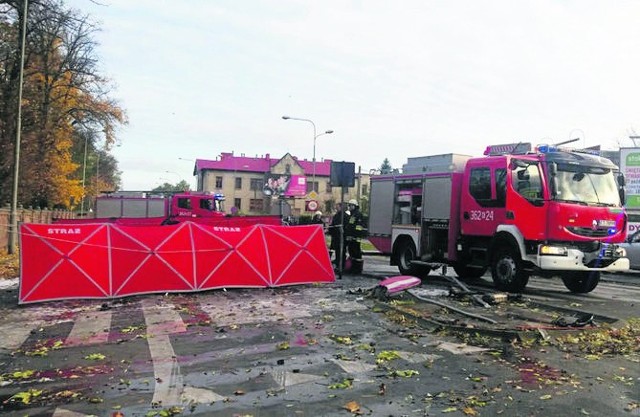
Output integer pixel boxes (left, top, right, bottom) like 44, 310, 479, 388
0, 0, 127, 209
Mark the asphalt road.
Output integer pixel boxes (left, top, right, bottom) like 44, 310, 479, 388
0, 256, 638, 416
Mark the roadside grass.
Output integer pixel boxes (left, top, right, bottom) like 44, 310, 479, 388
0, 250, 19, 279
324, 237, 378, 252
361, 240, 377, 252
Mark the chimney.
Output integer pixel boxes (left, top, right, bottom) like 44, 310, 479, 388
265, 153, 270, 160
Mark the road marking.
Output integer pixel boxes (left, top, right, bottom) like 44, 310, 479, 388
147, 334, 184, 405
65, 310, 112, 346
332, 359, 377, 374
142, 299, 187, 405
52, 408, 93, 417
141, 299, 187, 336
271, 369, 324, 389
397, 351, 441, 363
0, 322, 38, 352
182, 386, 226, 403
141, 298, 222, 406
437, 342, 489, 355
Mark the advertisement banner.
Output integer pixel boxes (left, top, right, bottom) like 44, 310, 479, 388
620, 148, 640, 209
263, 174, 307, 197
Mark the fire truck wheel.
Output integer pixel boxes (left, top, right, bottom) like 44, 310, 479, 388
491, 246, 529, 292
453, 265, 487, 280
396, 239, 419, 276
561, 271, 600, 293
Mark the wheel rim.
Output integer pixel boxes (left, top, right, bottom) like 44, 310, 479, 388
399, 245, 414, 271
495, 256, 516, 284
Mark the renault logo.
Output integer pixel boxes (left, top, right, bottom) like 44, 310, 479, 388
592, 220, 598, 230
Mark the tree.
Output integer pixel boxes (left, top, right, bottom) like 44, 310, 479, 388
0, 0, 126, 208
379, 158, 393, 174
152, 180, 191, 193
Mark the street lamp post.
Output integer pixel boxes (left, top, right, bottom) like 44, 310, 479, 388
165, 170, 183, 189
80, 135, 89, 216
282, 116, 333, 194
8, 0, 29, 254
178, 158, 196, 190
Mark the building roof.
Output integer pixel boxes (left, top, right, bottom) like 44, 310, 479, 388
194, 152, 333, 176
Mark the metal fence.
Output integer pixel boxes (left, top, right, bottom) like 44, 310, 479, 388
0, 207, 76, 252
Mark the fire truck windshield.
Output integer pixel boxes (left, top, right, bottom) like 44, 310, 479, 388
552, 165, 620, 206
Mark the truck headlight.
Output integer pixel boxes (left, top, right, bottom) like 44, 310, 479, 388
540, 245, 568, 256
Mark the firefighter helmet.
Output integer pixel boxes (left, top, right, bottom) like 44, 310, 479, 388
348, 199, 358, 206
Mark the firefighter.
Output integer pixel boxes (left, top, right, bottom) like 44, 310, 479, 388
311, 211, 324, 226
329, 203, 348, 270
345, 199, 366, 274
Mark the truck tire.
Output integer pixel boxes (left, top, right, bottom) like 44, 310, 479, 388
396, 239, 420, 276
561, 271, 600, 293
491, 245, 529, 292
453, 264, 487, 281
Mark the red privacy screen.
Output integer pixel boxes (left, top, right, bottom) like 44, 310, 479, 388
19, 222, 334, 304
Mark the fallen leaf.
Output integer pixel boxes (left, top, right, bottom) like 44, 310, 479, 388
539, 394, 552, 400
276, 341, 290, 350
329, 379, 353, 389
6, 389, 43, 405
85, 353, 106, 361
390, 369, 419, 378
462, 406, 478, 416
376, 350, 401, 364
343, 401, 361, 413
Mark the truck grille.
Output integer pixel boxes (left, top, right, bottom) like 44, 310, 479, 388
566, 227, 611, 238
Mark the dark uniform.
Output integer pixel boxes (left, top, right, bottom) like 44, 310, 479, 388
329, 204, 349, 269
345, 199, 365, 274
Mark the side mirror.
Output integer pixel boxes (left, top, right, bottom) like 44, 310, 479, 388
510, 159, 528, 170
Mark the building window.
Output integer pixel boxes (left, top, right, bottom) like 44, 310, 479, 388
362, 184, 368, 196
250, 178, 262, 191
326, 181, 332, 193
215, 176, 223, 188
234, 198, 242, 210
306, 181, 319, 193
250, 199, 264, 212
235, 177, 242, 189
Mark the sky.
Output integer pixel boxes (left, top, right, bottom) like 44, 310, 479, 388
65, 0, 640, 191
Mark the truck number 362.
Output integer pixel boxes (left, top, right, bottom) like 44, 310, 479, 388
469, 210, 494, 221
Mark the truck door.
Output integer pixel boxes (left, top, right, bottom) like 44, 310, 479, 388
460, 165, 507, 237
506, 159, 547, 240
174, 196, 194, 217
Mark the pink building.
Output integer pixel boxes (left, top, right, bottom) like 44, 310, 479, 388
192, 152, 369, 216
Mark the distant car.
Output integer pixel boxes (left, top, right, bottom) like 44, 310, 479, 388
620, 229, 640, 270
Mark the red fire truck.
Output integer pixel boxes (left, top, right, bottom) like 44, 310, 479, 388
93, 191, 226, 221
55, 191, 282, 227
368, 142, 629, 293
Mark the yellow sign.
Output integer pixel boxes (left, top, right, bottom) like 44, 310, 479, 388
307, 191, 318, 200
